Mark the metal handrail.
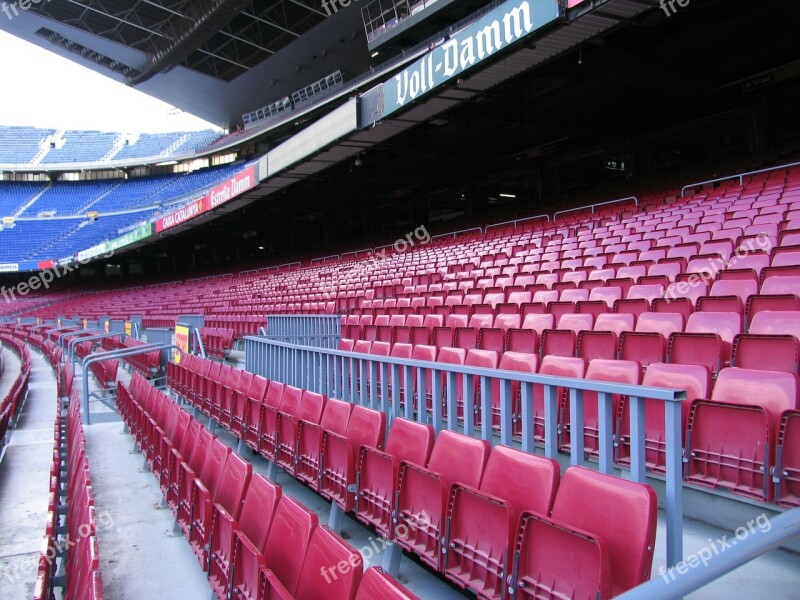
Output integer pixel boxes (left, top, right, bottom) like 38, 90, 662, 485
680, 160, 800, 197
553, 196, 639, 221
81, 343, 180, 425
244, 335, 686, 567
432, 226, 484, 241
617, 507, 800, 600
485, 214, 551, 232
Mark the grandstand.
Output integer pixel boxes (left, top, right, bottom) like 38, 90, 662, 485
1, 0, 800, 599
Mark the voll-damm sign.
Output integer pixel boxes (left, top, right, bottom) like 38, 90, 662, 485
382, 0, 560, 117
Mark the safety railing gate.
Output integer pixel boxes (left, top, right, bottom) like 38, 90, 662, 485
245, 336, 687, 568
264, 314, 341, 349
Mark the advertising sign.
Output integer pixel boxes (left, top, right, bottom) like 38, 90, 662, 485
174, 324, 190, 363
155, 166, 257, 233
382, 0, 560, 117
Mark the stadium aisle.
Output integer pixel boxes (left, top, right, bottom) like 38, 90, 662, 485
0, 348, 57, 598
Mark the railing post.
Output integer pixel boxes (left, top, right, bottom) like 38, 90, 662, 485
543, 384, 558, 459
629, 396, 647, 483
598, 391, 614, 475
665, 399, 684, 568
569, 388, 584, 467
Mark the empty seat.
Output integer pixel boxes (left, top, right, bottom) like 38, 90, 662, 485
395, 430, 490, 570
356, 418, 435, 540
733, 311, 800, 372
444, 448, 560, 598
686, 368, 798, 500
262, 526, 363, 600
208, 474, 281, 600
617, 362, 710, 473
619, 312, 684, 370
561, 359, 640, 456
275, 391, 325, 474
668, 311, 740, 376
320, 406, 386, 512
512, 467, 657, 599
530, 356, 586, 443
355, 567, 420, 600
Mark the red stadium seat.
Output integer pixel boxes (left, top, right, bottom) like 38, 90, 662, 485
355, 567, 420, 600
209, 474, 280, 600
356, 418, 435, 539
395, 430, 490, 570
512, 467, 657, 599
686, 367, 798, 500
618, 362, 710, 473
263, 526, 363, 600
443, 447, 560, 598
777, 410, 800, 508
296, 398, 352, 490
667, 311, 740, 376
320, 405, 386, 512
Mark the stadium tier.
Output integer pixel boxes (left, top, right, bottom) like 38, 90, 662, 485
0, 126, 222, 168
0, 162, 252, 263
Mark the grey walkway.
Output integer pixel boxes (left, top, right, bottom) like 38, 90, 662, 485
0, 348, 57, 599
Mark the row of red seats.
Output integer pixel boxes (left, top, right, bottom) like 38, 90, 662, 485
334, 337, 799, 504
204, 316, 263, 339
201, 327, 235, 358
119, 372, 418, 600
0, 334, 31, 456
26, 336, 105, 600
166, 357, 659, 599
344, 308, 800, 379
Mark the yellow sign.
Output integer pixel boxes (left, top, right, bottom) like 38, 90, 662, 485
104, 321, 110, 333
125, 322, 132, 336
3, 217, 14, 225
174, 325, 190, 363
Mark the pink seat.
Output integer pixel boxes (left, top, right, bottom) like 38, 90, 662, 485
667, 311, 741, 375
355, 567, 420, 600
686, 368, 798, 501
530, 356, 585, 443
395, 430, 491, 570
777, 411, 800, 508
512, 467, 657, 599
617, 362, 710, 474
296, 398, 352, 491
356, 418, 435, 540
443, 448, 560, 597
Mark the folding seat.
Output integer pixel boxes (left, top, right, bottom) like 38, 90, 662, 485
540, 328, 576, 358
619, 312, 683, 371
648, 261, 682, 282
732, 311, 800, 372
776, 410, 800, 508
275, 390, 325, 475
506, 328, 538, 353
263, 526, 363, 600
355, 567, 420, 600
529, 356, 586, 443
258, 383, 293, 462
320, 406, 386, 512
588, 286, 622, 309
761, 275, 800, 297
576, 312, 634, 361
356, 418, 435, 539
668, 311, 740, 376
511, 467, 657, 599
521, 313, 554, 339
395, 430, 491, 570
667, 243, 699, 263
520, 301, 547, 316
617, 265, 647, 283
686, 367, 797, 500
446, 312, 469, 328
561, 359, 640, 456
771, 246, 800, 268
178, 437, 230, 538
443, 448, 560, 598
614, 284, 664, 316
433, 326, 455, 349
231, 497, 318, 600
230, 370, 254, 438
698, 279, 757, 316
191, 451, 252, 570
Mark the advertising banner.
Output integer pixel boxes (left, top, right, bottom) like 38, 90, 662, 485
174, 324, 190, 363
155, 166, 257, 233
382, 0, 560, 117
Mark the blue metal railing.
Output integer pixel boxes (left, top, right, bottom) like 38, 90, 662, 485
244, 335, 686, 567
263, 315, 341, 349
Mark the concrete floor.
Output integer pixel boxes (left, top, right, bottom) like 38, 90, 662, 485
0, 349, 57, 599
2, 350, 800, 599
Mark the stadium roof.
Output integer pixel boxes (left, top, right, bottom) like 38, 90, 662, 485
0, 0, 374, 127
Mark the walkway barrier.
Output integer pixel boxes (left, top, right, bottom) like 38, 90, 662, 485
264, 314, 341, 349
244, 335, 686, 567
